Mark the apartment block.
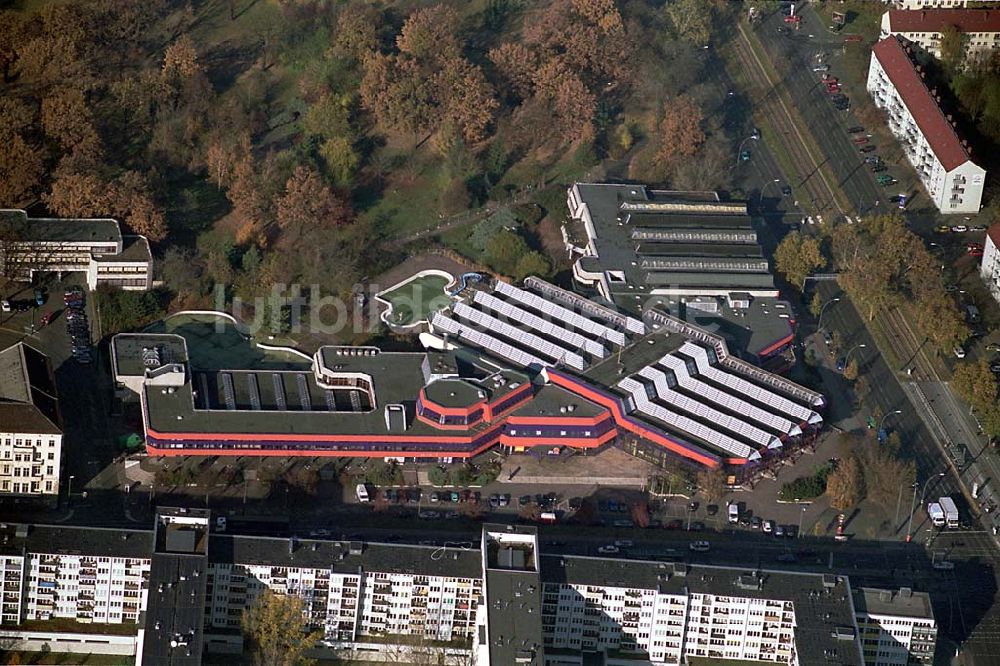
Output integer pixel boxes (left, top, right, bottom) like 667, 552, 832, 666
881, 8, 1000, 61
867, 36, 985, 214
980, 224, 1000, 304
0, 209, 152, 291
0, 517, 943, 666
892, 0, 1000, 8
854, 587, 937, 666
0, 343, 62, 503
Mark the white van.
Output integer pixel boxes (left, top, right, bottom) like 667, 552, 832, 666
728, 502, 740, 524
356, 483, 370, 503
812, 64, 830, 72
0, 300, 10, 313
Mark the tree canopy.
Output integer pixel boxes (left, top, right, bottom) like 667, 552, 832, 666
241, 590, 322, 666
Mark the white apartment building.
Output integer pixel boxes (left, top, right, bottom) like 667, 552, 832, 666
881, 8, 1000, 60
980, 225, 1000, 304
891, 1, 1000, 11
25, 551, 150, 624
867, 36, 986, 214
0, 209, 152, 291
854, 587, 937, 666
0, 343, 61, 503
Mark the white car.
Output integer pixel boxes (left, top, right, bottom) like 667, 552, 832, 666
762, 520, 775, 534
0, 299, 10, 313
597, 545, 620, 554
951, 225, 969, 233
689, 541, 710, 552
215, 516, 227, 532
954, 346, 967, 359
614, 539, 634, 548
932, 560, 955, 571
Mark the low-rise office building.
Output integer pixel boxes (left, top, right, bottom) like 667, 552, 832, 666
0, 515, 941, 666
980, 224, 1000, 304
881, 7, 1000, 61
854, 587, 938, 666
0, 209, 152, 291
0, 343, 61, 503
867, 36, 986, 214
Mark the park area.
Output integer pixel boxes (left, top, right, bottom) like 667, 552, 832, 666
376, 271, 454, 328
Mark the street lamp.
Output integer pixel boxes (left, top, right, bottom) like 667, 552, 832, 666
879, 410, 903, 434
759, 178, 781, 208
734, 135, 759, 168
817, 297, 841, 333
906, 472, 945, 543
845, 343, 867, 365
67, 475, 75, 506
797, 506, 807, 538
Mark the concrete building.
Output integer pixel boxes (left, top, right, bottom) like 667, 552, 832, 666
0, 209, 152, 291
892, 0, 1000, 8
0, 343, 61, 503
881, 8, 1000, 60
854, 587, 938, 666
981, 224, 1000, 304
0, 516, 943, 666
867, 37, 986, 214
115, 274, 824, 473
564, 183, 797, 366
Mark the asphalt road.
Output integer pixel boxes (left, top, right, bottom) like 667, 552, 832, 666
752, 4, 907, 217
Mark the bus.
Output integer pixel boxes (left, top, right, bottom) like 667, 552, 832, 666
356, 484, 370, 503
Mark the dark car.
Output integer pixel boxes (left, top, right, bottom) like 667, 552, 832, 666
781, 186, 792, 196
688, 501, 699, 512
848, 126, 864, 133
689, 521, 705, 532
785, 525, 798, 538
519, 495, 532, 507
706, 504, 719, 516
860, 145, 876, 153
836, 357, 846, 372
871, 165, 886, 172
569, 497, 583, 510
665, 519, 683, 530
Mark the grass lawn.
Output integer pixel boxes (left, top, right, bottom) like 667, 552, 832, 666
377, 274, 452, 327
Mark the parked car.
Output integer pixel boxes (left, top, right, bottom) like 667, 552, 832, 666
971, 225, 988, 232
781, 186, 792, 196
847, 126, 864, 133
706, 504, 719, 516
689, 521, 705, 532
689, 541, 711, 552
614, 539, 634, 548
774, 525, 786, 537
860, 145, 876, 153
762, 520, 775, 534
499, 494, 510, 507
852, 136, 868, 144
569, 497, 583, 510
935, 225, 952, 233
986, 343, 1000, 352
751, 516, 762, 530
665, 519, 683, 530
519, 495, 532, 507
952, 225, 970, 233
932, 560, 955, 571
740, 150, 751, 162
597, 545, 620, 554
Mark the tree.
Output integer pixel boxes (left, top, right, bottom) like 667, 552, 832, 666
697, 467, 726, 502
44, 171, 112, 218
665, 0, 714, 46
241, 590, 322, 666
162, 35, 202, 82
952, 359, 999, 411
939, 24, 966, 73
858, 446, 915, 507
488, 42, 537, 99
396, 4, 461, 62
0, 135, 44, 208
630, 501, 650, 528
514, 252, 551, 281
826, 456, 863, 510
774, 231, 824, 291
653, 96, 705, 170
435, 57, 498, 143
276, 166, 351, 245
319, 137, 360, 187
41, 88, 102, 158
114, 171, 168, 242
842, 357, 859, 381
809, 292, 824, 318
485, 229, 530, 277
531, 59, 597, 143
360, 53, 435, 137
330, 4, 381, 61
302, 93, 354, 143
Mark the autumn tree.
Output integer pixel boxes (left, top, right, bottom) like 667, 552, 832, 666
162, 35, 202, 82
826, 456, 864, 510
842, 357, 859, 382
241, 590, 322, 666
531, 60, 597, 143
275, 166, 351, 246
329, 4, 381, 61
114, 171, 168, 242
41, 88, 102, 159
939, 24, 966, 73
773, 231, 824, 290
488, 42, 537, 100
0, 135, 44, 208
360, 53, 435, 137
858, 446, 915, 507
44, 171, 112, 218
396, 4, 461, 62
952, 359, 999, 413
653, 95, 705, 171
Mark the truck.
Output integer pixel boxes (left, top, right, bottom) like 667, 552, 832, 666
927, 502, 945, 527
939, 497, 959, 529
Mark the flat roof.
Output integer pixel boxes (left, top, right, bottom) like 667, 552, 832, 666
141, 553, 207, 666
92, 235, 151, 263
0, 209, 122, 245
112, 334, 189, 378
854, 587, 935, 620
0, 524, 153, 559
542, 555, 863, 666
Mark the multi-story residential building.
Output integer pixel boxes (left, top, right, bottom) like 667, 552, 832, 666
854, 587, 938, 666
0, 209, 152, 291
0, 343, 61, 503
890, 1, 1000, 12
0, 515, 942, 666
881, 8, 1000, 60
867, 36, 986, 214
980, 224, 1000, 304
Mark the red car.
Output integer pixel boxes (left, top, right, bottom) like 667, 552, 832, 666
844, 35, 863, 43
39, 312, 54, 326
969, 249, 984, 258
852, 136, 868, 144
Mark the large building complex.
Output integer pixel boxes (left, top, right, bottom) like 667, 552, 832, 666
0, 209, 152, 291
564, 183, 796, 366
115, 273, 824, 472
890, 0, 1000, 9
980, 224, 1000, 304
880, 7, 1000, 60
0, 513, 940, 665
867, 37, 986, 214
0, 343, 61, 504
